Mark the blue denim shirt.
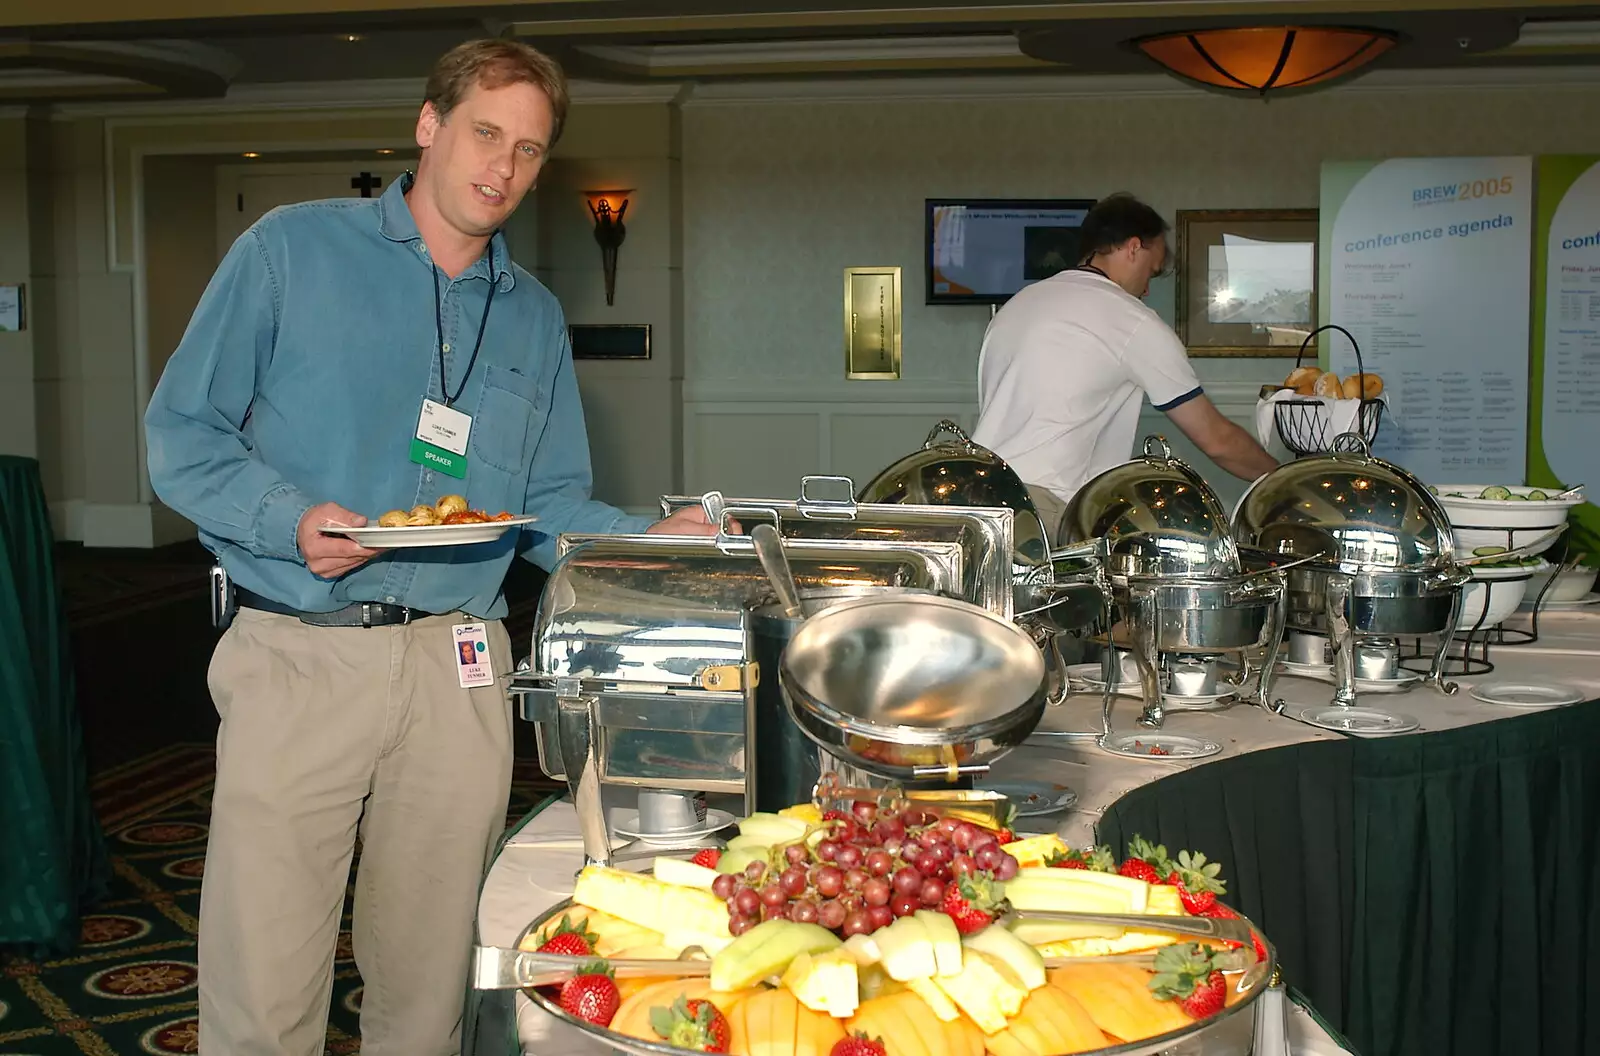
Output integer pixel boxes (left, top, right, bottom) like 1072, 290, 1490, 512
145, 174, 653, 619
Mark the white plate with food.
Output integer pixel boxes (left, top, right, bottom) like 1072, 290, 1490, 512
322, 516, 537, 547
1097, 731, 1222, 760
976, 780, 1078, 817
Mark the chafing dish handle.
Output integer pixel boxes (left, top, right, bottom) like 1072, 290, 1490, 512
797, 475, 859, 519
1324, 574, 1358, 707
556, 694, 612, 868
1129, 583, 1165, 729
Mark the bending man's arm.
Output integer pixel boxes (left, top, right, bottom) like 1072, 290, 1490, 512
1164, 395, 1278, 482
145, 230, 317, 560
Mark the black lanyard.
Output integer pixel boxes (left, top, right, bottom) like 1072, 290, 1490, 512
430, 240, 497, 407
1075, 263, 1111, 280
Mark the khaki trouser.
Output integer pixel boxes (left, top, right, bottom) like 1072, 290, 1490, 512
201, 608, 514, 1056
1026, 484, 1068, 548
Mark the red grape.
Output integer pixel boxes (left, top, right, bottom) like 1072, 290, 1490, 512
729, 915, 753, 936
952, 822, 979, 851
852, 802, 878, 824
817, 840, 840, 862
780, 867, 808, 895
914, 851, 941, 876
950, 854, 977, 877
791, 899, 820, 924
974, 846, 1004, 872
920, 878, 946, 905
834, 820, 862, 843
844, 868, 869, 891
891, 866, 923, 896
928, 842, 953, 864
867, 905, 895, 929
882, 836, 904, 857
938, 817, 963, 836
818, 899, 847, 930
835, 845, 864, 870
744, 861, 767, 881
970, 830, 999, 851
785, 843, 810, 866
814, 866, 844, 898
891, 894, 919, 917
920, 826, 949, 846
712, 874, 736, 899
865, 850, 893, 877
842, 910, 873, 936
995, 854, 1020, 881
901, 838, 924, 857
863, 878, 891, 906
761, 884, 789, 909
872, 819, 906, 844
733, 888, 760, 915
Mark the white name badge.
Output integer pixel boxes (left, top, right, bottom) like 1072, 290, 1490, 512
418, 399, 472, 457
453, 622, 496, 689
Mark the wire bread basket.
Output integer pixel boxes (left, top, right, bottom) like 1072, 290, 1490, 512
1271, 324, 1384, 457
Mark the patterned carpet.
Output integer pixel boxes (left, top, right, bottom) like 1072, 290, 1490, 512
0, 743, 559, 1055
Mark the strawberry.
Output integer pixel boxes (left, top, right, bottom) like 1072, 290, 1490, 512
1201, 903, 1269, 965
993, 827, 1014, 845
1164, 849, 1226, 915
1148, 943, 1228, 1019
558, 961, 620, 1027
822, 809, 850, 823
650, 994, 732, 1052
535, 914, 600, 958
940, 871, 1005, 934
1046, 845, 1116, 872
1117, 835, 1171, 884
689, 848, 722, 869
831, 1033, 888, 1056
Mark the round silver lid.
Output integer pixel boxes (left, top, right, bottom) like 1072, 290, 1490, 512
1059, 436, 1240, 581
1232, 433, 1456, 571
856, 420, 1049, 566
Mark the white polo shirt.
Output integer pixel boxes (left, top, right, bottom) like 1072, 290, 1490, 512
972, 268, 1203, 504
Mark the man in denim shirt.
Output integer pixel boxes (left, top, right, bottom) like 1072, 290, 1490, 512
145, 40, 713, 1056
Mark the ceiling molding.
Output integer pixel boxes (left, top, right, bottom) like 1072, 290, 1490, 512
1506, 18, 1600, 50
0, 39, 239, 102
49, 73, 680, 117
678, 62, 1600, 104
571, 34, 1052, 77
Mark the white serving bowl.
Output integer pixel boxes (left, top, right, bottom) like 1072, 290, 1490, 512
1432, 484, 1584, 558
1525, 563, 1599, 604
1456, 561, 1546, 630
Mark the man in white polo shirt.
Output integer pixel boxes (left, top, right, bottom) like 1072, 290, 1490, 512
973, 193, 1277, 538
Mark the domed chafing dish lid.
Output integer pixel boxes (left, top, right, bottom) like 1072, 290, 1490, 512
1231, 433, 1457, 572
1058, 436, 1240, 581
857, 419, 1048, 567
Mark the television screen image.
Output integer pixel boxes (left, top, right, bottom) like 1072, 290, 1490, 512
926, 198, 1096, 305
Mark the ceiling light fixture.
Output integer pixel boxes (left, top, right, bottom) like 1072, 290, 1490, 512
241, 152, 260, 158
376, 149, 394, 155
1132, 26, 1398, 96
340, 33, 364, 43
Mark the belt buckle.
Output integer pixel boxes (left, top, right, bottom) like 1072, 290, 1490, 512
400, 606, 414, 626
361, 602, 373, 629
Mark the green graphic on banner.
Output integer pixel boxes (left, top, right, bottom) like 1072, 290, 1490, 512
1529, 155, 1600, 566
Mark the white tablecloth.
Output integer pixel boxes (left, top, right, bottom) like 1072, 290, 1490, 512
475, 610, 1600, 1055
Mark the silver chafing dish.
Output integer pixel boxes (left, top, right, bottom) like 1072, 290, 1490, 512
1058, 437, 1288, 730
511, 511, 1008, 867
1232, 433, 1470, 705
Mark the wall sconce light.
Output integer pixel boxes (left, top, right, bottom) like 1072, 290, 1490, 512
585, 189, 633, 307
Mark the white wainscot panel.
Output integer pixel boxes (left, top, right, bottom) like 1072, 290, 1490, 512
689, 411, 825, 497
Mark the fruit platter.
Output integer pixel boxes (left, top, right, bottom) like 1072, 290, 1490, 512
503, 798, 1274, 1056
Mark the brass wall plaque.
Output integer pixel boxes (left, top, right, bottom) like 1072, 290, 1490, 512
844, 266, 902, 380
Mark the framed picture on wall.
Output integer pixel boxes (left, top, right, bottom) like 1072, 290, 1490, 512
1174, 209, 1318, 357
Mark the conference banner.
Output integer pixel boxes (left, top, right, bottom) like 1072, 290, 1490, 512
1320, 157, 1532, 483
1530, 155, 1600, 558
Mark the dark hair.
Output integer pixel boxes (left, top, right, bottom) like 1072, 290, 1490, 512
1078, 193, 1170, 263
424, 39, 570, 146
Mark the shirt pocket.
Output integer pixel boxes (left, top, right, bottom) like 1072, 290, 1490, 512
470, 364, 545, 474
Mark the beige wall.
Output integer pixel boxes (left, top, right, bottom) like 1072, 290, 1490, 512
12, 70, 1600, 543
677, 76, 1600, 508
1, 117, 36, 459
144, 155, 217, 387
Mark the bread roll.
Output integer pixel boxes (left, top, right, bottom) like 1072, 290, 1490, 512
436, 494, 469, 516
1283, 366, 1321, 391
378, 509, 407, 528
1342, 372, 1384, 399
1315, 372, 1343, 398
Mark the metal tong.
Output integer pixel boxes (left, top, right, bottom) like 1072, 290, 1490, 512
472, 945, 711, 990
1005, 909, 1255, 947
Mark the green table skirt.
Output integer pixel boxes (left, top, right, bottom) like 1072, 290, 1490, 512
1097, 699, 1600, 1056
0, 455, 107, 954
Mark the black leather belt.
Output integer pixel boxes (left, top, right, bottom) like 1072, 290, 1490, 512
235, 588, 432, 628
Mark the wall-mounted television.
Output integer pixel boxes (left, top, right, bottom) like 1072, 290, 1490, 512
925, 198, 1097, 306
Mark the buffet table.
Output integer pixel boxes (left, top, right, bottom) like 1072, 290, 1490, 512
473, 608, 1600, 1056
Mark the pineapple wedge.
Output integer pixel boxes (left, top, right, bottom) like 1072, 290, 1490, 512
1001, 833, 1069, 869
572, 865, 731, 939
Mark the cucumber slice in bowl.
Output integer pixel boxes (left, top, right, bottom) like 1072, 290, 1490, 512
1526, 490, 1550, 501
1472, 545, 1508, 557
1479, 486, 1512, 500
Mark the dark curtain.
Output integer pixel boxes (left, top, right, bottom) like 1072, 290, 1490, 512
1098, 700, 1600, 1056
0, 455, 108, 955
